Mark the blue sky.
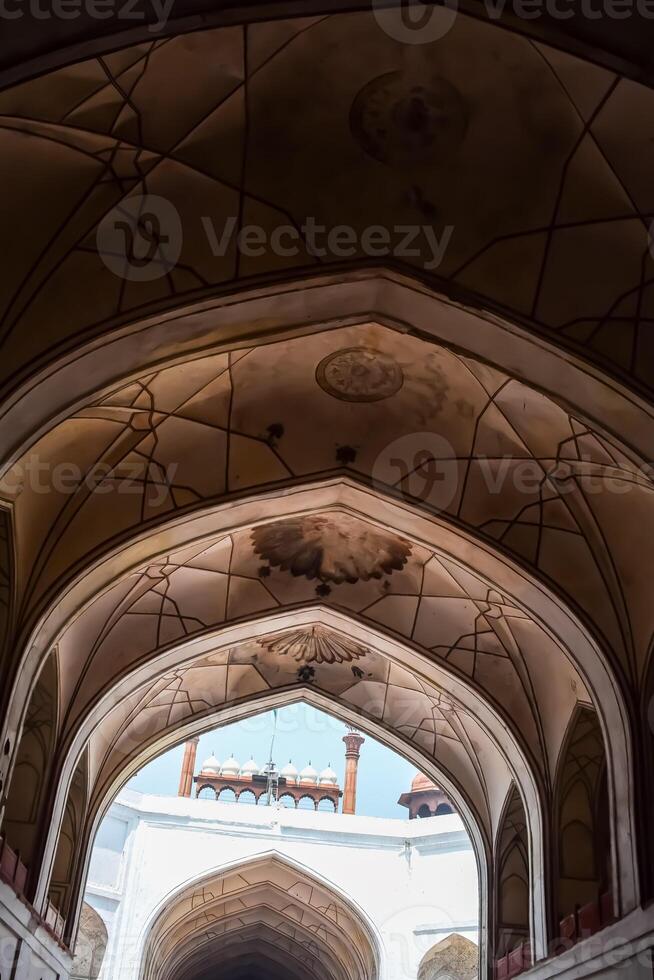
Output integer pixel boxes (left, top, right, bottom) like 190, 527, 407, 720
127, 704, 417, 818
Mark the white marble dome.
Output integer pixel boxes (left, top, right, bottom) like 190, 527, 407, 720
240, 758, 260, 776
319, 765, 338, 786
280, 761, 298, 783
200, 754, 221, 774
299, 763, 318, 784
220, 755, 240, 776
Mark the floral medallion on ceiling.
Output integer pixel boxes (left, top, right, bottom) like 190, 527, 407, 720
316, 347, 404, 402
251, 514, 412, 585
350, 71, 469, 166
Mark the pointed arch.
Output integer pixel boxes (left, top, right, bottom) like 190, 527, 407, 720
33, 595, 551, 961
418, 933, 478, 980
2, 649, 58, 883
54, 685, 489, 975
196, 785, 217, 800
639, 645, 654, 901
71, 902, 108, 980
49, 747, 89, 925
0, 287, 643, 927
494, 784, 530, 958
138, 851, 382, 980
554, 706, 611, 922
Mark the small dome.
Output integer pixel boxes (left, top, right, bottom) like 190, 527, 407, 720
319, 764, 338, 785
200, 754, 221, 774
280, 760, 298, 783
221, 755, 240, 776
299, 763, 318, 784
411, 771, 436, 793
240, 758, 260, 776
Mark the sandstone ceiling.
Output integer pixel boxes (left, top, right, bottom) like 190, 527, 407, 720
4, 1, 654, 89
87, 619, 517, 844
1, 318, 645, 943
1, 4, 652, 956
57, 508, 587, 799
0, 12, 654, 403
22, 496, 595, 935
140, 855, 378, 980
4, 323, 653, 690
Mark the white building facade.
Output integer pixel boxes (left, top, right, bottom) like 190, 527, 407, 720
85, 790, 479, 980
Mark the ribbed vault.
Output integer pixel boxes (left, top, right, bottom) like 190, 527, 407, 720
1, 12, 654, 399
1, 4, 653, 975
4, 1, 654, 90
4, 318, 653, 688
140, 854, 379, 980
0, 300, 644, 963
24, 478, 611, 951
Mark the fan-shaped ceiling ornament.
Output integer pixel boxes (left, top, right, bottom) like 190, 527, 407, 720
258, 626, 368, 665
251, 514, 412, 584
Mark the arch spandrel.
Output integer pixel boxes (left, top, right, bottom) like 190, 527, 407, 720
0, 15, 653, 397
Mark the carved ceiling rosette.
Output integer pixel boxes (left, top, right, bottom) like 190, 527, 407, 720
251, 513, 412, 586
258, 626, 368, 666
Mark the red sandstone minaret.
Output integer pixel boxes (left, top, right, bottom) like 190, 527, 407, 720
341, 729, 365, 814
178, 737, 200, 797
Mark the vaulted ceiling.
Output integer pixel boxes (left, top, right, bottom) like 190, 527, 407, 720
1, 2, 653, 956
3, 0, 654, 89
1, 11, 654, 402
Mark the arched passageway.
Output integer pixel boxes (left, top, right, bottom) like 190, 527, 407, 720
1, 7, 654, 972
140, 853, 380, 980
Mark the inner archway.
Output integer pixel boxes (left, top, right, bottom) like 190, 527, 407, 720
81, 701, 479, 980
140, 853, 380, 980
2, 8, 654, 977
